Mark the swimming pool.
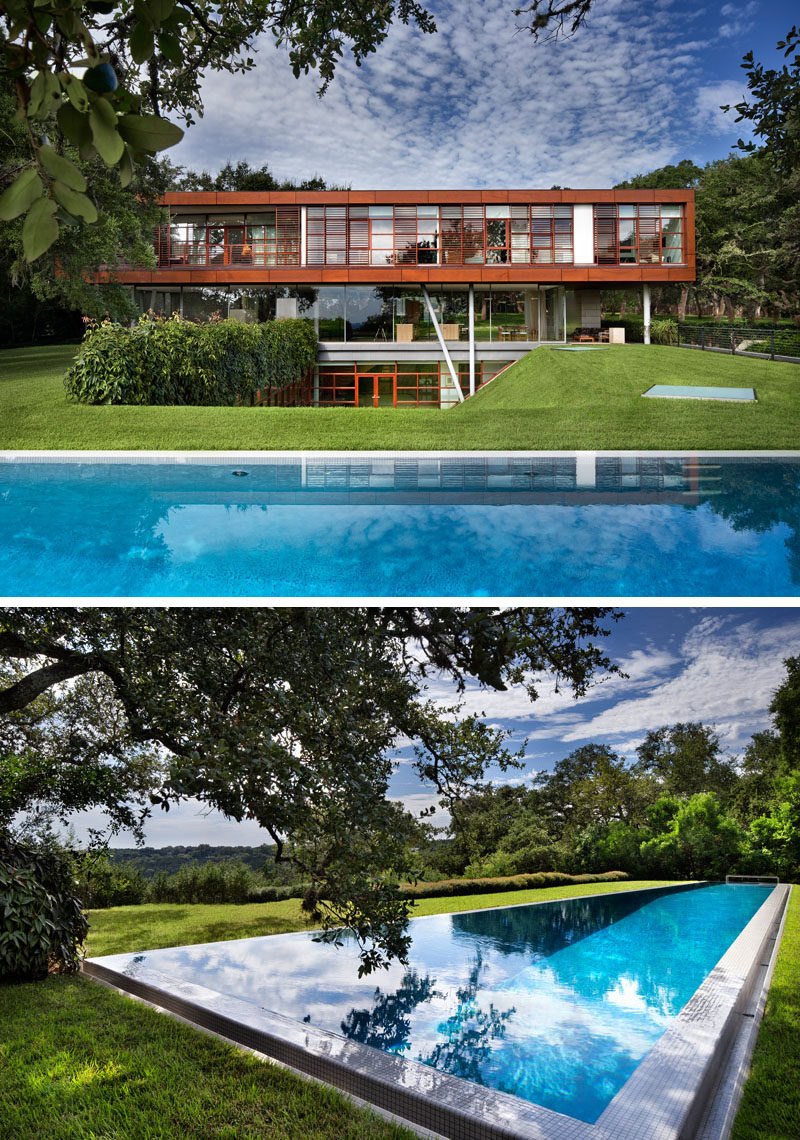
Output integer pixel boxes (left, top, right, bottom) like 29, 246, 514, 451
86, 882, 788, 1139
2, 452, 799, 597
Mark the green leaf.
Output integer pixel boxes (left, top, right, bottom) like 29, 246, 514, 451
27, 71, 61, 119
22, 197, 59, 261
62, 74, 90, 113
157, 30, 183, 66
117, 113, 183, 153
119, 145, 135, 188
0, 168, 44, 221
38, 145, 87, 191
130, 22, 155, 64
57, 103, 92, 148
89, 100, 124, 165
53, 181, 98, 223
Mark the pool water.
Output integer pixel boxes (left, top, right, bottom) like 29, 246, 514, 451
1, 455, 798, 597
93, 883, 772, 1123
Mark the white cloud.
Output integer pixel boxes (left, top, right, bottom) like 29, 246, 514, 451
719, 1, 759, 39
561, 615, 800, 752
168, 0, 725, 188
695, 80, 752, 135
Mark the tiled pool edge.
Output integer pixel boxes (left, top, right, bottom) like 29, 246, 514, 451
596, 883, 790, 1140
81, 883, 788, 1140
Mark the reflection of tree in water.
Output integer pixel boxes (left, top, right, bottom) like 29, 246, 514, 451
420, 952, 515, 1085
451, 890, 653, 960
700, 460, 800, 584
340, 969, 440, 1053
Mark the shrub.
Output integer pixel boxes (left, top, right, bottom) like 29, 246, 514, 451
649, 317, 678, 345
77, 855, 148, 909
397, 869, 628, 901
142, 860, 259, 905
64, 316, 317, 406
0, 837, 88, 981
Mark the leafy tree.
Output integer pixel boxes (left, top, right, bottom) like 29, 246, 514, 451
640, 793, 744, 880
172, 159, 334, 193
745, 772, 800, 881
0, 65, 168, 329
723, 25, 800, 176
634, 723, 738, 804
769, 655, 800, 771
0, 1, 596, 259
615, 159, 702, 192
0, 606, 618, 973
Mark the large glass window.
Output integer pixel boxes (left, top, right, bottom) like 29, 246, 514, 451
346, 286, 394, 341
162, 210, 299, 266
490, 290, 529, 341
594, 204, 684, 265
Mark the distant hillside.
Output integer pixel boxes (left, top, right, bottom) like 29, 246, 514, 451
109, 844, 277, 878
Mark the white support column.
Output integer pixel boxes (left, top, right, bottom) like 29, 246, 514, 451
468, 285, 476, 396
300, 207, 307, 267
422, 285, 464, 402
643, 283, 651, 345
562, 289, 567, 342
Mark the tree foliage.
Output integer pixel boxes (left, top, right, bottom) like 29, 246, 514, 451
439, 657, 800, 884
0, 606, 618, 973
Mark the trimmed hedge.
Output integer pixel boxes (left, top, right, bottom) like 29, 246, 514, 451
397, 869, 629, 900
64, 316, 318, 405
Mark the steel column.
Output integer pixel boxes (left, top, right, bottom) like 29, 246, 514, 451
468, 285, 476, 396
643, 283, 651, 344
421, 285, 464, 402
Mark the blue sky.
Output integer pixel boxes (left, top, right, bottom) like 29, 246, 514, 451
93, 606, 799, 846
168, 0, 797, 188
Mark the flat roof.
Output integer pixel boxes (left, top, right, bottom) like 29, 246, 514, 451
163, 188, 694, 207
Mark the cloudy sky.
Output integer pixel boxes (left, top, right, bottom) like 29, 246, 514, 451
93, 606, 798, 846
167, 0, 796, 189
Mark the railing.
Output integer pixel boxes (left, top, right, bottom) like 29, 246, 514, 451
677, 324, 800, 362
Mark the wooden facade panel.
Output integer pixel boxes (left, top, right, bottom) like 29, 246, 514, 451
121, 266, 695, 286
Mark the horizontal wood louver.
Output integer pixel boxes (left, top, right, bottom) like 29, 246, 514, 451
594, 203, 619, 265
637, 205, 660, 264
440, 206, 463, 265
348, 206, 370, 266
394, 206, 417, 265
306, 207, 325, 266
463, 206, 484, 264
276, 207, 300, 265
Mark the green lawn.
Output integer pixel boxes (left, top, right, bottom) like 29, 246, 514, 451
2, 342, 798, 450
731, 885, 800, 1140
1, 881, 795, 1139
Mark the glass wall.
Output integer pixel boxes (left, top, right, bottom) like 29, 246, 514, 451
595, 204, 684, 265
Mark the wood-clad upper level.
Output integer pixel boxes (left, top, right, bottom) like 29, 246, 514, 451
118, 189, 695, 286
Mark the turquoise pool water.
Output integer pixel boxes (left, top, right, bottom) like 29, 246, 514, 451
93, 883, 771, 1122
1, 456, 798, 596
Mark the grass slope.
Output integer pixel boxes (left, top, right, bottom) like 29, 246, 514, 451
731, 885, 800, 1140
2, 343, 798, 451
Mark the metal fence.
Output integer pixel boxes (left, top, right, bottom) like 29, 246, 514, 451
677, 324, 800, 363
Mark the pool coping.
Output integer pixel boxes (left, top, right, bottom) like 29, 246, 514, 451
82, 882, 790, 1140
3, 449, 800, 462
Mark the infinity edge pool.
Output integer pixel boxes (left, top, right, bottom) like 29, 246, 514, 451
82, 882, 790, 1140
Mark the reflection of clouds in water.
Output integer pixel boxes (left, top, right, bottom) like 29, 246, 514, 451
95, 885, 770, 1123
2, 462, 798, 595
148, 501, 793, 597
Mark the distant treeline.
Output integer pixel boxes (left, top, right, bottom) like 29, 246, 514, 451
109, 844, 278, 878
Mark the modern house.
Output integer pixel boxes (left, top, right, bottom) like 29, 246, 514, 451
117, 188, 695, 408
